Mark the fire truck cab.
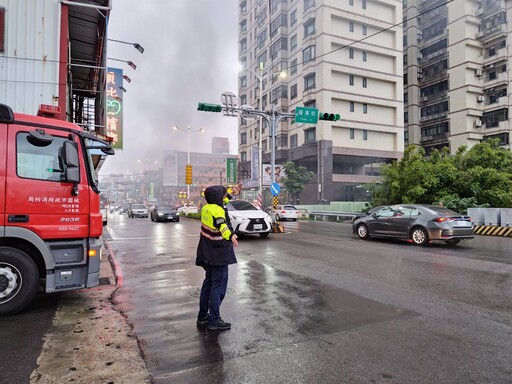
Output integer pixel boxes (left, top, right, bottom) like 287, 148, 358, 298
0, 104, 114, 316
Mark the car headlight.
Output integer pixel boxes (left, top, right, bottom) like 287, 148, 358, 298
231, 215, 249, 221
158, 212, 163, 216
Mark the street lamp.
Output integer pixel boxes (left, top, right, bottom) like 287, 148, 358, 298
172, 125, 205, 201
239, 63, 286, 209
108, 57, 137, 70
108, 38, 145, 54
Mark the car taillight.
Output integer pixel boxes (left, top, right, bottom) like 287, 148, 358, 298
434, 217, 455, 223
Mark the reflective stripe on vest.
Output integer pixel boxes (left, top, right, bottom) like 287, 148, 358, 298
201, 224, 223, 241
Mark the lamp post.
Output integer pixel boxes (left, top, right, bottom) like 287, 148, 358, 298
108, 38, 145, 54
172, 125, 205, 202
239, 64, 286, 209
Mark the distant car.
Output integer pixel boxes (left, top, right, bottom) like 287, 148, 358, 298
352, 204, 474, 246
177, 205, 198, 214
120, 202, 131, 214
128, 203, 149, 218
151, 205, 179, 222
275, 205, 299, 221
100, 202, 107, 226
226, 200, 272, 238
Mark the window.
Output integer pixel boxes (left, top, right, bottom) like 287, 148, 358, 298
304, 18, 315, 37
363, 104, 368, 114
303, 45, 315, 62
290, 134, 298, 148
362, 0, 366, 9
363, 25, 367, 35
257, 51, 267, 67
363, 130, 368, 140
349, 75, 354, 85
240, 38, 247, 51
270, 12, 287, 37
271, 85, 288, 102
291, 34, 297, 50
262, 139, 268, 151
305, 128, 316, 143
349, 0, 354, 5
270, 37, 287, 59
362, 77, 367, 87
240, 1, 247, 13
240, 132, 247, 145
240, 94, 247, 105
304, 73, 316, 90
16, 133, 73, 182
291, 59, 298, 74
304, 0, 315, 11
0, 8, 3, 53
349, 21, 354, 32
240, 76, 247, 87
350, 128, 355, 139
304, 99, 316, 108
350, 102, 354, 112
291, 9, 297, 25
257, 29, 267, 48
362, 51, 367, 61
240, 20, 247, 33
290, 84, 298, 99
349, 48, 354, 59
241, 151, 247, 161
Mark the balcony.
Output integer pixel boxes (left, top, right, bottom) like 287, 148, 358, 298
476, 24, 507, 42
419, 111, 448, 122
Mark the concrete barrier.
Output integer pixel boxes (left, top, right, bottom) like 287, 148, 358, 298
484, 208, 501, 226
500, 209, 512, 226
468, 208, 485, 225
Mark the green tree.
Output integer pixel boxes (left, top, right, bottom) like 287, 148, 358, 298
368, 139, 512, 212
281, 161, 314, 204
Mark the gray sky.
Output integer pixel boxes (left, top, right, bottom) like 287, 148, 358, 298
101, 0, 238, 175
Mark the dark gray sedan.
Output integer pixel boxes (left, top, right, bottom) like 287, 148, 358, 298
352, 204, 474, 246
150, 205, 179, 222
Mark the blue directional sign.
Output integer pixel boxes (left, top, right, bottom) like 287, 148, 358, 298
270, 182, 281, 196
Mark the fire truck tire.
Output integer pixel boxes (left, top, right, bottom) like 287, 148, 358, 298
0, 247, 40, 316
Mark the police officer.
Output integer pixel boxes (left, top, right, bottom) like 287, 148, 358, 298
196, 183, 242, 331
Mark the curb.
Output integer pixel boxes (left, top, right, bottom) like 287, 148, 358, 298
473, 225, 512, 237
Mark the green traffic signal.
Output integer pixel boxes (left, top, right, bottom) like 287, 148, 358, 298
197, 102, 222, 113
319, 112, 340, 121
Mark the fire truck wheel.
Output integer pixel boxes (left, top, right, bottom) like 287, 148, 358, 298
0, 247, 40, 316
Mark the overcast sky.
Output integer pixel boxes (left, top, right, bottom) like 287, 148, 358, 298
101, 0, 238, 175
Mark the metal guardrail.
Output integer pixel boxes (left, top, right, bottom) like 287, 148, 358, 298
309, 211, 363, 222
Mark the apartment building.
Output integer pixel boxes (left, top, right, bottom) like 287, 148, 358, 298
404, 0, 511, 153
237, 0, 404, 204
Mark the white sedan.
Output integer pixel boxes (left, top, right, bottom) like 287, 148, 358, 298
226, 200, 272, 238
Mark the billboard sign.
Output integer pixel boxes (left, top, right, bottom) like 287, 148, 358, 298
106, 67, 124, 149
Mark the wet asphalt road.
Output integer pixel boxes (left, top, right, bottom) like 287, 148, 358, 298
105, 213, 512, 384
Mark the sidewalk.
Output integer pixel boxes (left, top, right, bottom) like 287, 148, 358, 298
30, 243, 151, 384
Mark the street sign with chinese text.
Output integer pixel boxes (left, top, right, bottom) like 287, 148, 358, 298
295, 107, 318, 124
227, 158, 237, 183
106, 67, 124, 149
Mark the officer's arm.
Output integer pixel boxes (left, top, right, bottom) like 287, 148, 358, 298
213, 214, 234, 241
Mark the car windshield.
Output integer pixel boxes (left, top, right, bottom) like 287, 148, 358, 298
283, 205, 296, 210
227, 200, 258, 211
121, 203, 130, 209
158, 206, 174, 212
132, 204, 146, 209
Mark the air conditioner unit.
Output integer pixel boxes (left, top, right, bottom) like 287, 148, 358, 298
475, 69, 483, 77
477, 95, 485, 102
475, 120, 483, 127
417, 33, 423, 41
417, 74, 423, 79
417, 52, 423, 59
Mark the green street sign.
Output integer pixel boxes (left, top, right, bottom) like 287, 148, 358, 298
226, 158, 237, 183
295, 107, 318, 124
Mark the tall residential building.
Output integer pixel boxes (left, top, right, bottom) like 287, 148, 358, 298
404, 0, 511, 154
237, 0, 404, 204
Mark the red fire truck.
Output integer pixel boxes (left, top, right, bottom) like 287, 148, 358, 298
0, 104, 114, 316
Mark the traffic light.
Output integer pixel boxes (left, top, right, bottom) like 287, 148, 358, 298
197, 102, 222, 112
185, 164, 193, 185
319, 112, 340, 121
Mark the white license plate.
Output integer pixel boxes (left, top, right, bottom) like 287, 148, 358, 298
253, 224, 263, 230
454, 220, 471, 227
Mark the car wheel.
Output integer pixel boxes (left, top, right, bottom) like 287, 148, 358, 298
411, 227, 429, 246
260, 232, 270, 238
356, 223, 370, 239
0, 247, 40, 316
151, 215, 154, 221
444, 239, 460, 246
292, 218, 297, 221
275, 214, 280, 221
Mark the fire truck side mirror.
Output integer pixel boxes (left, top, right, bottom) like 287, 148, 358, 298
62, 141, 80, 184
